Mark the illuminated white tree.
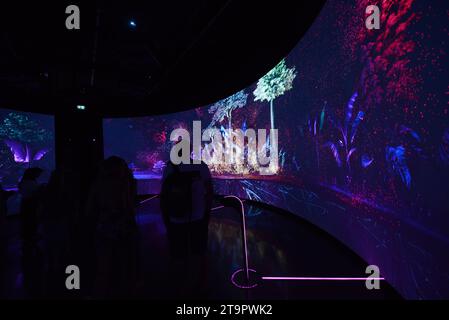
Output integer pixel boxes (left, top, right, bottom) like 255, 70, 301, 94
208, 90, 248, 129
253, 59, 297, 129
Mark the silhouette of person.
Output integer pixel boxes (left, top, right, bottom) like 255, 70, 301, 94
41, 169, 69, 284
86, 156, 138, 298
0, 182, 8, 297
160, 153, 213, 298
0, 182, 12, 230
18, 167, 44, 255
0, 183, 7, 220
17, 167, 45, 297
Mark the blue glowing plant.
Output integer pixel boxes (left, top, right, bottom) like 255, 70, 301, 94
308, 101, 327, 169
361, 154, 374, 168
385, 145, 411, 189
0, 113, 52, 144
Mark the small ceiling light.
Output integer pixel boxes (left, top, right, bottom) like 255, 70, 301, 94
76, 105, 86, 110
129, 20, 137, 28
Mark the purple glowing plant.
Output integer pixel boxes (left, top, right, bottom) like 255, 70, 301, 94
3, 139, 49, 166
325, 92, 365, 181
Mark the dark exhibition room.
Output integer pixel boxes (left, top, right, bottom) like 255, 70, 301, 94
0, 0, 448, 309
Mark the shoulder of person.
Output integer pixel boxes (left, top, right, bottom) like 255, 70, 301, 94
199, 161, 212, 174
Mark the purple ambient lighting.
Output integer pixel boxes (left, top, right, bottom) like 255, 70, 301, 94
212, 199, 245, 211
224, 195, 250, 282
262, 276, 385, 281
139, 194, 159, 204
231, 268, 258, 289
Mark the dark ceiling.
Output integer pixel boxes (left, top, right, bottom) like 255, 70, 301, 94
0, 1, 325, 117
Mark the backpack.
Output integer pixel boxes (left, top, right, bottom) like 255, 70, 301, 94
160, 162, 202, 224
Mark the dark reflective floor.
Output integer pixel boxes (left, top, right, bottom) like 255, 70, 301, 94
0, 199, 401, 299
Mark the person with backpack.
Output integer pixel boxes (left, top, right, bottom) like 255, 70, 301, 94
160, 157, 213, 297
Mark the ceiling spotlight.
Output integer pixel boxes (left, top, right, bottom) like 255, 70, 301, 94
129, 20, 137, 28
76, 105, 86, 110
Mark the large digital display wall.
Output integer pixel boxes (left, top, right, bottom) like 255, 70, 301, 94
0, 108, 55, 189
104, 0, 449, 299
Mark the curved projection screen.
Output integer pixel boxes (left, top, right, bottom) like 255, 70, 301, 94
104, 0, 449, 299
0, 108, 55, 189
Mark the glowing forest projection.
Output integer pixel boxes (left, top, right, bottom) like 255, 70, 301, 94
103, 0, 449, 220
104, 0, 449, 298
0, 110, 54, 187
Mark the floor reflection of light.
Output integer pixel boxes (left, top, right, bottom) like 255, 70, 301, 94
231, 268, 258, 289
262, 276, 385, 281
